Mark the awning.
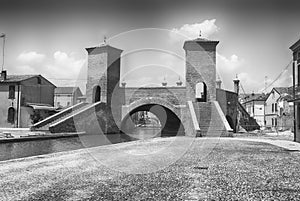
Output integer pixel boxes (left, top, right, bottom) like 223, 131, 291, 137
26, 103, 57, 111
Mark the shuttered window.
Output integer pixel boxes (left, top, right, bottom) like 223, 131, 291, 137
8, 85, 15, 99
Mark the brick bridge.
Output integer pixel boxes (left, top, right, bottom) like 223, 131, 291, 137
33, 37, 241, 136
121, 87, 187, 136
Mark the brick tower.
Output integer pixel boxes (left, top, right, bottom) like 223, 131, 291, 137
85, 45, 123, 105
183, 38, 219, 102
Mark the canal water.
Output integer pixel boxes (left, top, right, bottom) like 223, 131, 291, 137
0, 127, 162, 161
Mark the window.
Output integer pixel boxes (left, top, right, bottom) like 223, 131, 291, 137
274, 103, 278, 112
37, 77, 41, 84
280, 108, 283, 116
271, 104, 273, 112
272, 118, 274, 126
67, 102, 70, 106
298, 105, 300, 129
195, 82, 207, 102
274, 118, 277, 127
8, 85, 15, 99
7, 107, 15, 124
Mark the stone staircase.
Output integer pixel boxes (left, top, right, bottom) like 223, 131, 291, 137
237, 102, 260, 131
31, 102, 90, 131
193, 102, 211, 136
49, 102, 106, 133
193, 101, 232, 137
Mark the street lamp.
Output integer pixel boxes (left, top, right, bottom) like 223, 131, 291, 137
0, 33, 5, 71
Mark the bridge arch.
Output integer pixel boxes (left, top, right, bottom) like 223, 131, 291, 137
121, 97, 185, 138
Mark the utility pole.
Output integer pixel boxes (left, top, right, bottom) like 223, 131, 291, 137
264, 76, 268, 93
0, 33, 5, 71
293, 61, 296, 142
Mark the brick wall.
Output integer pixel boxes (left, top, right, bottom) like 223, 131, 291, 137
124, 87, 186, 106
216, 88, 238, 131
85, 46, 123, 104
184, 40, 219, 102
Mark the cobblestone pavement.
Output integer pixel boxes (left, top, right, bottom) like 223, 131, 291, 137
0, 137, 300, 200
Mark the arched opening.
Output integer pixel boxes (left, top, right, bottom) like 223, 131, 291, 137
7, 107, 15, 124
93, 86, 101, 103
195, 82, 207, 102
121, 104, 184, 141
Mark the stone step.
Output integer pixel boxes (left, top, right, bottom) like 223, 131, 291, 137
35, 103, 90, 131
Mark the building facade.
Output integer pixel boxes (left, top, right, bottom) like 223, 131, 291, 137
265, 87, 293, 131
241, 93, 267, 128
54, 87, 83, 108
0, 71, 56, 128
289, 38, 300, 142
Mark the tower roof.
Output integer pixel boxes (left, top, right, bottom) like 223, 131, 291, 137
183, 38, 219, 50
85, 45, 123, 55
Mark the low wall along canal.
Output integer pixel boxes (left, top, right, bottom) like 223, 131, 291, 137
0, 126, 162, 161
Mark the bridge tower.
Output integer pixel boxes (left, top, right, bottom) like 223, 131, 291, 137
183, 38, 219, 102
85, 44, 124, 133
85, 44, 123, 105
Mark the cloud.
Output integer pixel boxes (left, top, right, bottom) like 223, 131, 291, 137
46, 51, 86, 79
216, 53, 245, 90
14, 51, 86, 92
169, 20, 246, 91
14, 65, 37, 74
17, 51, 45, 63
170, 19, 220, 42
217, 53, 244, 72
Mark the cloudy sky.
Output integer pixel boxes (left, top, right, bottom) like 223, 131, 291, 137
0, 0, 299, 93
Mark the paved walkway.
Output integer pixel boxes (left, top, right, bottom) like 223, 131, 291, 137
221, 137, 300, 151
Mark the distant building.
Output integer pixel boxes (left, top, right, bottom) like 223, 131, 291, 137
54, 87, 83, 108
77, 95, 86, 103
0, 71, 56, 128
265, 87, 293, 131
289, 37, 300, 142
240, 93, 268, 128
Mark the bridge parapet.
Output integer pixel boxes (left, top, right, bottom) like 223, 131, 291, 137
124, 87, 187, 106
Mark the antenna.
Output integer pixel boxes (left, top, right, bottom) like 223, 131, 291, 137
264, 76, 268, 92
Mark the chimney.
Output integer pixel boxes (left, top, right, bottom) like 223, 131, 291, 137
233, 77, 240, 95
0, 70, 7, 81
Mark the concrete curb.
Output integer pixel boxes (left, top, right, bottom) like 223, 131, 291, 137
220, 137, 300, 151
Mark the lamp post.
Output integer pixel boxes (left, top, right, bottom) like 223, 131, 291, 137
0, 33, 5, 71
